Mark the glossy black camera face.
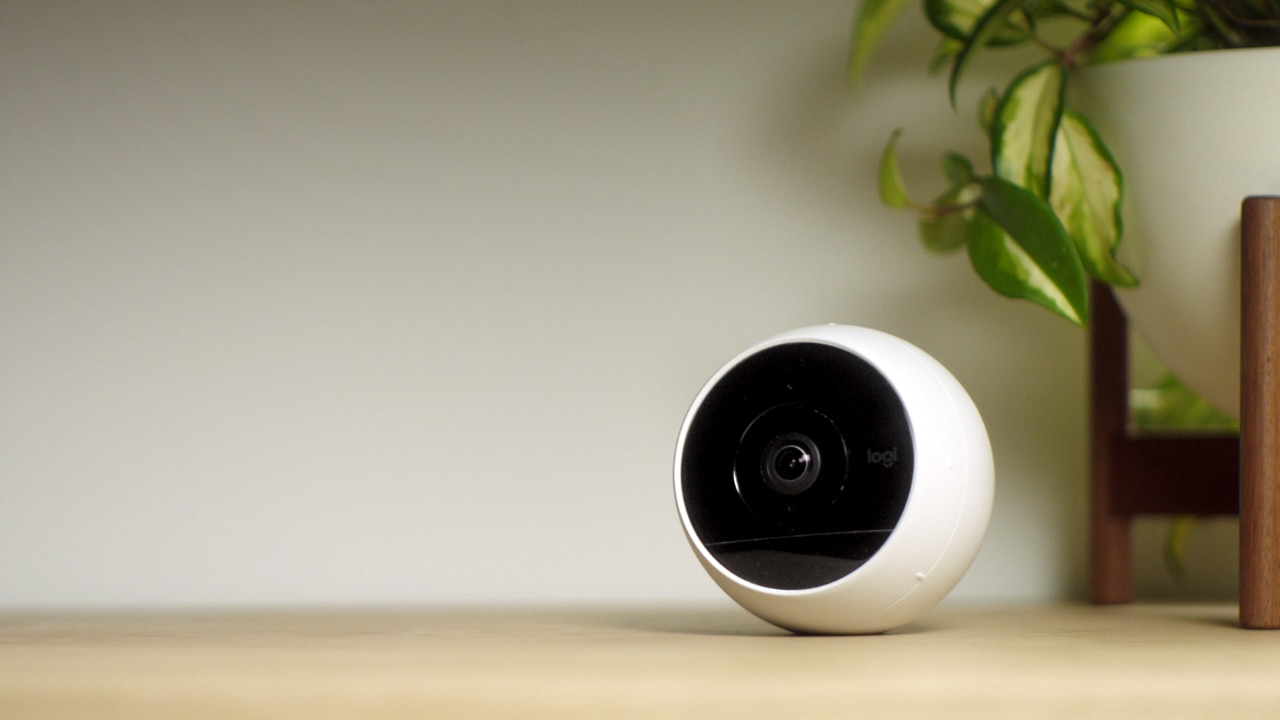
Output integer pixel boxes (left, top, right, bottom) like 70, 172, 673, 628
679, 342, 914, 590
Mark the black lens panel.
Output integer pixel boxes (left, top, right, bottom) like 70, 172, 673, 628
679, 342, 914, 590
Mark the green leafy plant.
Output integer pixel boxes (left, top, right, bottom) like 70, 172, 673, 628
852, 0, 1280, 324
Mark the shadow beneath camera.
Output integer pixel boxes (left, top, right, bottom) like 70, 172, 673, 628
592, 605, 948, 639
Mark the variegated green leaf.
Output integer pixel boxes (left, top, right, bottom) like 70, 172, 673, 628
929, 37, 964, 74
1090, 9, 1185, 64
978, 87, 999, 134
949, 0, 1028, 107
926, 0, 988, 38
925, 0, 1030, 43
1130, 373, 1238, 432
878, 129, 911, 208
967, 176, 1088, 324
1117, 0, 1180, 33
849, 0, 914, 90
991, 62, 1066, 199
1050, 108, 1137, 286
919, 174, 975, 254
920, 210, 968, 253
942, 152, 975, 185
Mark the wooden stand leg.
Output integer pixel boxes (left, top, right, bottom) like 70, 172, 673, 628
1090, 283, 1134, 603
1240, 196, 1280, 629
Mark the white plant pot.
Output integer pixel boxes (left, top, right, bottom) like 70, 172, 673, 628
1076, 47, 1280, 419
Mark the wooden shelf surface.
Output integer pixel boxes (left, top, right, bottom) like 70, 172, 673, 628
3, 603, 1279, 718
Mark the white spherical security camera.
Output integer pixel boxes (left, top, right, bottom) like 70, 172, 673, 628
674, 325, 993, 634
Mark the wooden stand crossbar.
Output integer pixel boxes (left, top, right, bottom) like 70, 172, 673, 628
1089, 196, 1280, 629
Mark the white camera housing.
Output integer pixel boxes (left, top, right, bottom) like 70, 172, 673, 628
674, 325, 993, 634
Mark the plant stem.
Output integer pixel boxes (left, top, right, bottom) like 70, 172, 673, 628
1059, 0, 1121, 68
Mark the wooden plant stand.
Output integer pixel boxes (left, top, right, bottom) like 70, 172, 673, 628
1090, 196, 1280, 629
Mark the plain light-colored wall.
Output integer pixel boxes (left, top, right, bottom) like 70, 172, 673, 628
0, 1, 1230, 610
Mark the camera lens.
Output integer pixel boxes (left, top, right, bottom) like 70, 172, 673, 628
762, 433, 820, 495
772, 445, 810, 481
733, 403, 847, 523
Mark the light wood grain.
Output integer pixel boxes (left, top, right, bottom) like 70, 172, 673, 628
2, 604, 1278, 719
